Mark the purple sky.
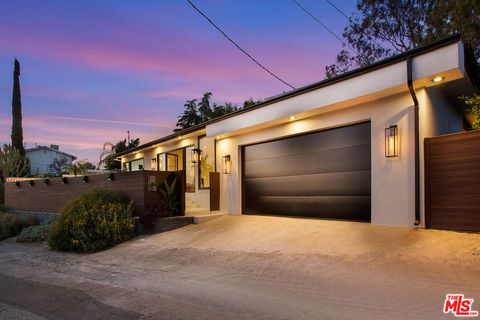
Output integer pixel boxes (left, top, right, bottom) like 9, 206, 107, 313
0, 0, 357, 164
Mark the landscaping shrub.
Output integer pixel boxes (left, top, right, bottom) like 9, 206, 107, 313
48, 188, 137, 252
16, 224, 50, 243
0, 212, 37, 240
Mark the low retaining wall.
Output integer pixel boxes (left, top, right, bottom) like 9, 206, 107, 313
4, 171, 185, 216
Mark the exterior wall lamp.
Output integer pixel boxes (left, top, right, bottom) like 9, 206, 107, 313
222, 155, 231, 174
61, 177, 68, 184
385, 125, 399, 157
150, 158, 157, 170
107, 173, 114, 181
191, 148, 202, 164
15, 181, 20, 187
81, 176, 88, 183
28, 180, 34, 186
43, 178, 50, 185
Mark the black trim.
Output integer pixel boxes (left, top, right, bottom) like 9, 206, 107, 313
115, 35, 464, 159
407, 57, 421, 227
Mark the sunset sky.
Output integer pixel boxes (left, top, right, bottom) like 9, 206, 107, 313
0, 0, 357, 164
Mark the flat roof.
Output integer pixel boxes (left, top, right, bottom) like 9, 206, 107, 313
116, 35, 478, 158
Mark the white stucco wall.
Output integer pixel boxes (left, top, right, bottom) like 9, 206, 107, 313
26, 149, 75, 175
215, 92, 417, 226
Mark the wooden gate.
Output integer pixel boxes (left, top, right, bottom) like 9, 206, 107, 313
425, 130, 480, 232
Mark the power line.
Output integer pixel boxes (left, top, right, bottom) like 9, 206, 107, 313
185, 0, 296, 90
324, 0, 386, 51
291, 0, 354, 53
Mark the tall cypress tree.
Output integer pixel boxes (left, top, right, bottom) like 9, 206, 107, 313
11, 58, 25, 156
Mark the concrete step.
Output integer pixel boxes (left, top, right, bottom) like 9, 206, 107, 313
153, 216, 193, 233
193, 212, 226, 224
185, 207, 210, 215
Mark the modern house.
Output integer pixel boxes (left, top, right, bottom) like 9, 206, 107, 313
26, 145, 77, 175
115, 36, 478, 228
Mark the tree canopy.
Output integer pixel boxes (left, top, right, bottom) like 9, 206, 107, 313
100, 138, 141, 170
174, 92, 262, 132
326, 0, 480, 78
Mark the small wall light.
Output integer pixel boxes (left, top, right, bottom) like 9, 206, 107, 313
28, 180, 34, 186
15, 181, 20, 187
107, 173, 114, 181
81, 176, 88, 183
385, 125, 399, 158
43, 178, 50, 185
150, 158, 157, 171
61, 177, 68, 184
432, 76, 444, 83
191, 148, 202, 164
289, 116, 296, 121
222, 155, 232, 174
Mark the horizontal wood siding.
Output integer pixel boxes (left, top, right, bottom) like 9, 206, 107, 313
4, 171, 185, 216
425, 130, 480, 232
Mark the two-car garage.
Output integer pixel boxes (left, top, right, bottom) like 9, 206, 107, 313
242, 122, 372, 221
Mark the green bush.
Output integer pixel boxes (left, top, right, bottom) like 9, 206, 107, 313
48, 188, 137, 252
0, 212, 37, 240
16, 224, 50, 243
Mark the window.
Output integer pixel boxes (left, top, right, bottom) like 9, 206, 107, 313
198, 136, 215, 189
185, 146, 195, 192
157, 153, 166, 171
125, 158, 144, 171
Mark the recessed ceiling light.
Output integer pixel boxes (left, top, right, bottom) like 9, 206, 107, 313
432, 76, 444, 83
289, 116, 296, 121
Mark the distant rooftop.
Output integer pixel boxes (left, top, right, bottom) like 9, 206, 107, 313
26, 144, 77, 160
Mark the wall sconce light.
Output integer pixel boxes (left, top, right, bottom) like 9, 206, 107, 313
385, 125, 399, 157
43, 178, 50, 185
222, 155, 232, 174
61, 177, 68, 184
81, 176, 88, 183
191, 148, 202, 164
15, 181, 20, 187
28, 180, 34, 186
151, 158, 157, 171
107, 173, 114, 181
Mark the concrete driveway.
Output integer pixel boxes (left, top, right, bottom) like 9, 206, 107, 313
0, 215, 479, 320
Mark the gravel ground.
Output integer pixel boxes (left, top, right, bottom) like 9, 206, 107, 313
0, 215, 479, 320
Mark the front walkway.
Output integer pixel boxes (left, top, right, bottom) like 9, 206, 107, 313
0, 216, 479, 319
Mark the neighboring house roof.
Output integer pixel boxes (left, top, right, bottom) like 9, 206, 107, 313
115, 35, 479, 158
25, 146, 77, 160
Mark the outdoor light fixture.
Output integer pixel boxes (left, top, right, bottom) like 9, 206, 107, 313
216, 136, 221, 140
289, 116, 296, 121
28, 180, 34, 186
222, 155, 232, 174
15, 181, 20, 187
107, 173, 114, 181
385, 125, 399, 158
191, 148, 202, 164
81, 176, 88, 183
43, 178, 50, 185
151, 158, 157, 170
432, 76, 444, 83
61, 177, 68, 184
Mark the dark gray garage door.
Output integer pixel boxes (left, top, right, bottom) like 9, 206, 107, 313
242, 122, 371, 221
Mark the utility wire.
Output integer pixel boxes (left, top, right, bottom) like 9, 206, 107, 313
324, 0, 386, 51
186, 0, 296, 90
291, 0, 356, 54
